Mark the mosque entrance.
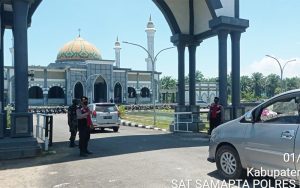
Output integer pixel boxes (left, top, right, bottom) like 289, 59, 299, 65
74, 82, 84, 99
94, 75, 107, 102
114, 82, 122, 104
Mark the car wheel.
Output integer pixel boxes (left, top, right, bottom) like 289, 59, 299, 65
216, 145, 245, 179
113, 127, 119, 132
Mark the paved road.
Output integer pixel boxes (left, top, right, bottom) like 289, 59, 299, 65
0, 114, 258, 188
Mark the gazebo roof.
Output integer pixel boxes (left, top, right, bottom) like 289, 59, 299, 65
1, 0, 42, 29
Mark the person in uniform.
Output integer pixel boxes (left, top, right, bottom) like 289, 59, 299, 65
207, 97, 224, 135
76, 96, 93, 157
67, 99, 78, 147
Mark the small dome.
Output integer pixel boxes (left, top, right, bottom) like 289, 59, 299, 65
56, 37, 102, 62
115, 37, 121, 47
147, 21, 155, 29
115, 41, 121, 47
146, 15, 155, 29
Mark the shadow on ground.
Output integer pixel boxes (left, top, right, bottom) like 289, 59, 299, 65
0, 131, 209, 170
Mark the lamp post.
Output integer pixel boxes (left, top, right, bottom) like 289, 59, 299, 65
266, 55, 296, 92
123, 41, 174, 126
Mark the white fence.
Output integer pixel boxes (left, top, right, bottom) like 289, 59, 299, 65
35, 113, 53, 151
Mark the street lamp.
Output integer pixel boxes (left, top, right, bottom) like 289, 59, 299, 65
123, 41, 174, 126
266, 55, 296, 92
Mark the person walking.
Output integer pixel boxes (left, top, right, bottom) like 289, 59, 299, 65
67, 99, 78, 147
76, 96, 93, 157
207, 97, 224, 135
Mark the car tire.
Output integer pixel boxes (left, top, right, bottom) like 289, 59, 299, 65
216, 145, 245, 179
113, 127, 119, 132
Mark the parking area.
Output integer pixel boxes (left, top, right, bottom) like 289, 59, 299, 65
0, 114, 269, 188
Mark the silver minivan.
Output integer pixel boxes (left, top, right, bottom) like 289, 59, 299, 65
88, 103, 120, 132
208, 89, 300, 181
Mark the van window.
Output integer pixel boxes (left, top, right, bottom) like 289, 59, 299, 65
96, 104, 117, 112
259, 97, 299, 124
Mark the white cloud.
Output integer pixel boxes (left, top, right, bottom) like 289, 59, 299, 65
241, 57, 300, 78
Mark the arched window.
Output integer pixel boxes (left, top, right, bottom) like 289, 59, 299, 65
48, 86, 64, 98
114, 82, 122, 103
94, 75, 107, 102
140, 87, 150, 98
74, 82, 84, 99
28, 86, 43, 99
128, 87, 136, 98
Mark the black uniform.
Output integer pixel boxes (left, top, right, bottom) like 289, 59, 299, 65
68, 104, 78, 147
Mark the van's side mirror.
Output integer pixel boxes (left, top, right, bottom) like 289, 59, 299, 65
244, 111, 254, 123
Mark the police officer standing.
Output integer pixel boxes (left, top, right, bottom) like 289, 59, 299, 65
76, 96, 93, 157
207, 97, 224, 135
68, 99, 78, 147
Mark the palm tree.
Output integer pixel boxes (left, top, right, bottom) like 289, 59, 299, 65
285, 77, 300, 91
265, 74, 280, 97
251, 72, 264, 98
185, 70, 205, 83
240, 75, 253, 100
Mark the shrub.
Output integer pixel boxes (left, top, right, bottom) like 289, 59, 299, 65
118, 105, 126, 118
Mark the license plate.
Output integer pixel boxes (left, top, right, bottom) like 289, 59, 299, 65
104, 116, 112, 119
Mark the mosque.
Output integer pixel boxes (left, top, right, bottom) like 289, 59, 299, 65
3, 17, 160, 106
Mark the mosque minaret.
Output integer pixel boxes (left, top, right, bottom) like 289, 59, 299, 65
145, 15, 156, 71
114, 36, 121, 68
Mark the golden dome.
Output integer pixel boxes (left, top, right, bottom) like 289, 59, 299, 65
56, 37, 102, 62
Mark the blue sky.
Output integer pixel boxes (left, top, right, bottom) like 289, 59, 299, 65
3, 0, 300, 79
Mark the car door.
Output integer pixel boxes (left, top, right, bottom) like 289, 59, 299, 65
244, 93, 299, 173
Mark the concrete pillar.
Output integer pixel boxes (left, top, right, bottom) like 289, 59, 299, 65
188, 43, 198, 106
136, 73, 139, 104
43, 90, 48, 106
13, 0, 29, 113
218, 30, 229, 107
231, 31, 241, 118
0, 9, 4, 137
110, 65, 114, 101
0, 26, 4, 112
43, 69, 48, 105
125, 71, 128, 104
177, 42, 186, 106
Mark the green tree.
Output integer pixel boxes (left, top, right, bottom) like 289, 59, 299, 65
251, 72, 264, 98
160, 76, 177, 89
265, 74, 280, 97
185, 70, 205, 83
240, 75, 252, 100
285, 77, 300, 91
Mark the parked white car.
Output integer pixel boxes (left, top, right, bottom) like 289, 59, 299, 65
208, 89, 300, 182
88, 103, 120, 132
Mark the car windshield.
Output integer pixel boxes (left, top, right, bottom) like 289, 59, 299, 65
96, 104, 117, 112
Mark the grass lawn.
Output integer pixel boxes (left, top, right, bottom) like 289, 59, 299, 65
122, 110, 209, 132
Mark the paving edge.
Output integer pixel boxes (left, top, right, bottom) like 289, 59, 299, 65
120, 120, 209, 138
121, 120, 167, 132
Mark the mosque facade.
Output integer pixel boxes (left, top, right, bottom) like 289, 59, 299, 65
3, 18, 160, 106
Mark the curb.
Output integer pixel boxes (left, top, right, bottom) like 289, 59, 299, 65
120, 120, 168, 132
120, 120, 209, 138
